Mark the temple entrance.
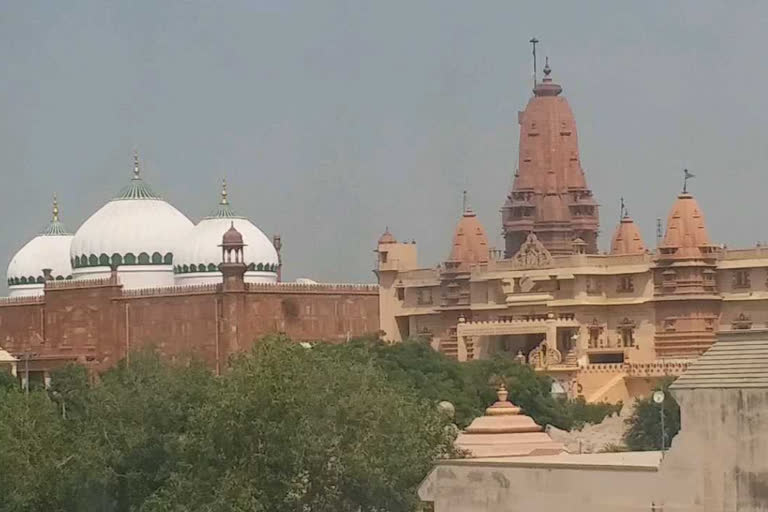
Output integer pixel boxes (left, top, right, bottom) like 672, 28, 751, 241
484, 333, 545, 359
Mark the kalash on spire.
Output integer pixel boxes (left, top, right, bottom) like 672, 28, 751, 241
502, 45, 599, 257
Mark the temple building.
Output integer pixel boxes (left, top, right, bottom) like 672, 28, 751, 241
1, 155, 378, 384
377, 59, 768, 403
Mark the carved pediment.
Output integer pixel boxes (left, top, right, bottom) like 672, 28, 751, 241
511, 233, 554, 269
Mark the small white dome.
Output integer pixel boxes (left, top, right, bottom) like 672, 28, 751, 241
70, 159, 194, 287
174, 183, 278, 285
7, 198, 74, 296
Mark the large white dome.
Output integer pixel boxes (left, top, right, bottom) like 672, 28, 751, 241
70, 159, 194, 288
174, 184, 278, 285
7, 199, 74, 297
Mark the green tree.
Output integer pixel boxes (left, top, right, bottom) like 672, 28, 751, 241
141, 335, 454, 512
623, 379, 681, 451
0, 387, 93, 511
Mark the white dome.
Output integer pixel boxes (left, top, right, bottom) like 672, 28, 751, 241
174, 187, 278, 285
7, 201, 74, 297
70, 163, 194, 288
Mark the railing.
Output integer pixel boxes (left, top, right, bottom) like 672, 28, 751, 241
121, 283, 221, 298
45, 276, 118, 289
0, 295, 45, 306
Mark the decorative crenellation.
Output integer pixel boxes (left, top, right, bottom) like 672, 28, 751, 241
0, 295, 45, 306
245, 282, 378, 294
45, 275, 119, 290
121, 283, 221, 298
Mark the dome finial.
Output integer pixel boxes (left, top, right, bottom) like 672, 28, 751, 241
543, 56, 551, 78
133, 150, 141, 180
52, 193, 59, 222
220, 178, 229, 205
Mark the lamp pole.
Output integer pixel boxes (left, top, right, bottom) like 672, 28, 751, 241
653, 390, 666, 451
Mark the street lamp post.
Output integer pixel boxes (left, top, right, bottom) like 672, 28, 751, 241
653, 390, 666, 451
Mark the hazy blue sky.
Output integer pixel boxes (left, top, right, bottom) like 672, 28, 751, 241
3, 1, 768, 288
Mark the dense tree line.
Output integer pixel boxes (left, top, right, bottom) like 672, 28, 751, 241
0, 336, 621, 511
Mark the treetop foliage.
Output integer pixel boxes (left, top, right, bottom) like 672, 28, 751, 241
0, 335, 620, 511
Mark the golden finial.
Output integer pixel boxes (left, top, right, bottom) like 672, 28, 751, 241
220, 178, 229, 205
52, 194, 59, 222
133, 150, 140, 180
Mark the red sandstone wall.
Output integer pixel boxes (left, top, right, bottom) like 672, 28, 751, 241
0, 283, 379, 375
241, 292, 380, 343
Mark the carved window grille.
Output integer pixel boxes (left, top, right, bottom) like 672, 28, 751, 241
396, 287, 405, 301
417, 288, 433, 305
732, 313, 752, 330
617, 275, 634, 293
586, 277, 602, 295
618, 318, 636, 347
588, 319, 604, 348
733, 270, 751, 289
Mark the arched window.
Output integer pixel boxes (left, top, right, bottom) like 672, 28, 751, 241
256, 263, 264, 271
20, 277, 27, 284
189, 264, 197, 273
208, 263, 217, 272
55, 275, 64, 281
111, 253, 123, 267
89, 254, 99, 266
163, 253, 173, 265
36, 276, 45, 284
124, 253, 136, 265
99, 254, 110, 266
152, 252, 162, 264
138, 252, 150, 265
74, 255, 81, 268
182, 264, 189, 273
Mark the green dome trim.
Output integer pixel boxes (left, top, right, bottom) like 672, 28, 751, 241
71, 252, 174, 269
8, 273, 72, 286
114, 178, 160, 200
173, 262, 278, 275
41, 219, 72, 236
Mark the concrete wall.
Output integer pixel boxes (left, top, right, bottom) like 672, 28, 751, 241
421, 460, 658, 512
655, 388, 768, 511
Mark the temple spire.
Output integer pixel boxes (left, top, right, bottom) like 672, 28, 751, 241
133, 150, 141, 180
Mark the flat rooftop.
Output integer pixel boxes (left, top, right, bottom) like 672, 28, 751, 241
437, 451, 662, 472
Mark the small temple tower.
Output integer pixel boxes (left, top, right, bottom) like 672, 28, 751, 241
610, 201, 646, 255
502, 57, 599, 257
454, 384, 565, 457
653, 189, 720, 358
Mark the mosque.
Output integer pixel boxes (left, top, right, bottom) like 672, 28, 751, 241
7, 154, 280, 296
376, 58, 768, 403
1, 156, 378, 385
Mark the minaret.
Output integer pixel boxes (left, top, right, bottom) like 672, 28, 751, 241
502, 55, 599, 257
219, 223, 247, 291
